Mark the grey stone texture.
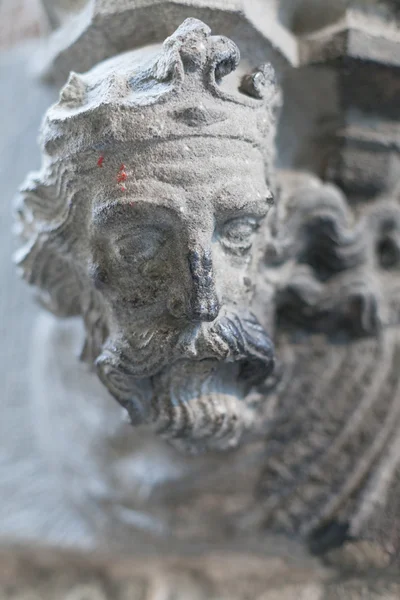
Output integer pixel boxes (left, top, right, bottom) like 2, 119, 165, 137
3, 0, 400, 598
2, 542, 400, 599
16, 19, 278, 454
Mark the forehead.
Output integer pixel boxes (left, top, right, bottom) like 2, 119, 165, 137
91, 138, 270, 227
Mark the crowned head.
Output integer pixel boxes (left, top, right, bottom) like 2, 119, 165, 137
15, 18, 279, 453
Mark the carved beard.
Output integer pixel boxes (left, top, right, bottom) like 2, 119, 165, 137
96, 310, 274, 452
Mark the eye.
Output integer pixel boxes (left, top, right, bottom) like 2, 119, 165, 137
376, 235, 400, 269
219, 217, 260, 256
116, 228, 165, 263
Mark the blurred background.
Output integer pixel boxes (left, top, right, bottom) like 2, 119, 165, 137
0, 0, 47, 50
0, 0, 96, 548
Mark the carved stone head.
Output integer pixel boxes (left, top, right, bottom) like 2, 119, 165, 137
15, 19, 279, 452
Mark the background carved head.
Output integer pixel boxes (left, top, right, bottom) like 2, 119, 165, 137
270, 173, 400, 339
15, 19, 279, 452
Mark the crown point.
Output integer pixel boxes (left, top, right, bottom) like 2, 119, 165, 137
240, 64, 277, 100
153, 18, 211, 82
152, 18, 240, 87
209, 35, 240, 83
59, 72, 86, 107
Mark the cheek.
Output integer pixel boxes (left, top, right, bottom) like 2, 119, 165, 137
212, 247, 253, 304
140, 255, 170, 283
91, 246, 177, 308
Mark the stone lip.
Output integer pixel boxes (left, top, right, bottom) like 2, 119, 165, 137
1, 541, 400, 599
0, 540, 332, 598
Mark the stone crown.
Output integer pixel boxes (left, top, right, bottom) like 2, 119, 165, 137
40, 18, 280, 164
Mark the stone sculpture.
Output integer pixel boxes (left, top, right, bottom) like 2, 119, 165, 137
9, 2, 400, 597
16, 18, 277, 454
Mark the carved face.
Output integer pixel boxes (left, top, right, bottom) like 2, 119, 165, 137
83, 139, 275, 450
89, 140, 269, 349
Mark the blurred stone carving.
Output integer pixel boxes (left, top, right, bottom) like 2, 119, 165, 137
1, 543, 400, 600
260, 172, 400, 553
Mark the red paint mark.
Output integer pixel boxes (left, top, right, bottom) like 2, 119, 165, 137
97, 155, 105, 167
117, 163, 128, 189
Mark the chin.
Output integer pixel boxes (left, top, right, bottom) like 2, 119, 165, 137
148, 359, 257, 454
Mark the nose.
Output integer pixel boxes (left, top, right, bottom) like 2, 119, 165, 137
185, 248, 220, 322
167, 247, 221, 322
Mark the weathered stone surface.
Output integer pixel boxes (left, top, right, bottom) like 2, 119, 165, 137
1, 544, 400, 599
0, 544, 330, 600
5, 1, 400, 596
16, 19, 279, 455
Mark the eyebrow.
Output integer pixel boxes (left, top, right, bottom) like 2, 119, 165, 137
212, 175, 272, 205
92, 200, 180, 230
214, 194, 273, 221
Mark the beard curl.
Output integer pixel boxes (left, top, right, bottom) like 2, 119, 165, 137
95, 310, 274, 453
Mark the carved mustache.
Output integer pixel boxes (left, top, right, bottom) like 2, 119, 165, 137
95, 310, 275, 408
212, 312, 275, 384
100, 311, 274, 379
